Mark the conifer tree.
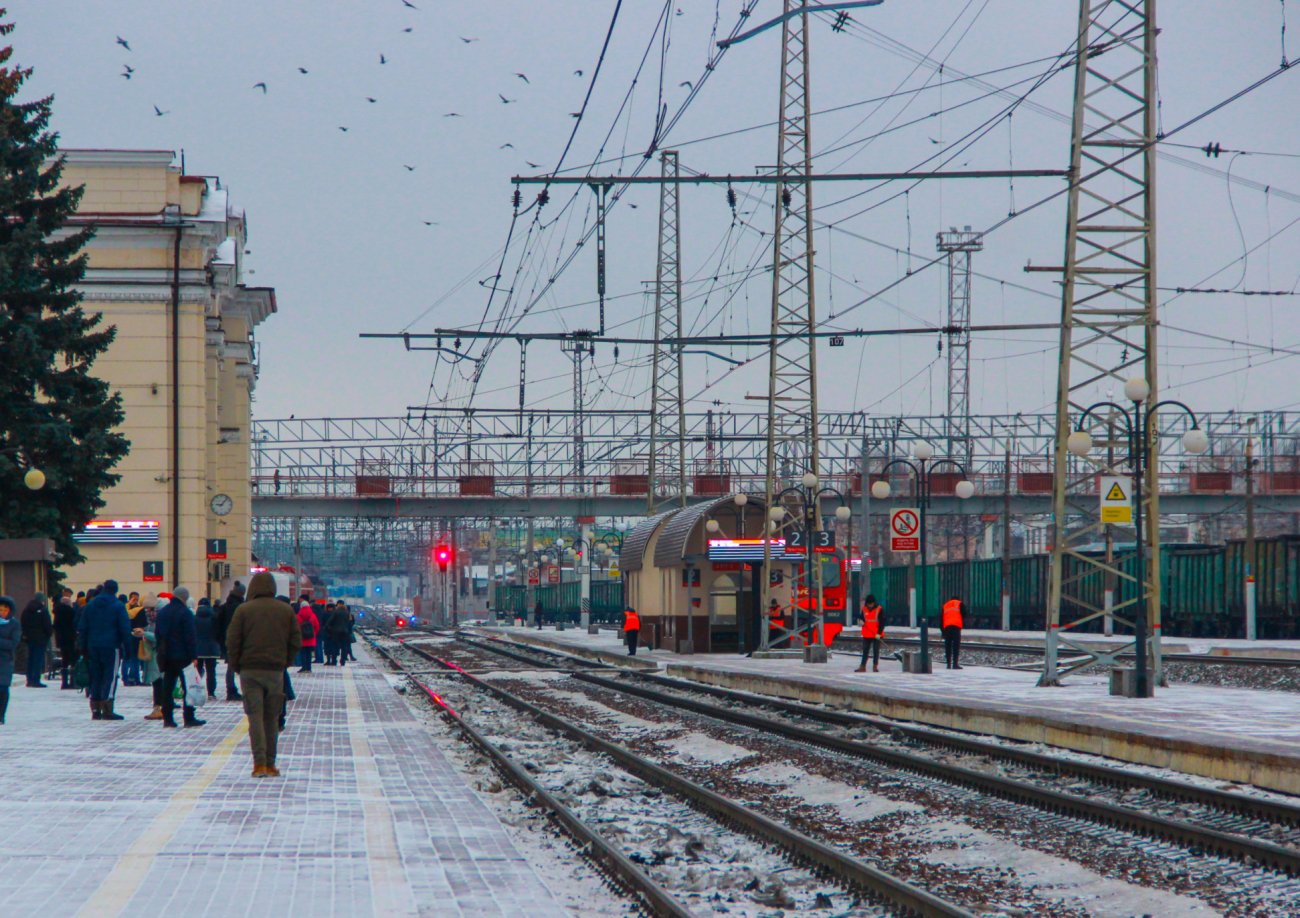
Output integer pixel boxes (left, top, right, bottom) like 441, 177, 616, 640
0, 17, 129, 570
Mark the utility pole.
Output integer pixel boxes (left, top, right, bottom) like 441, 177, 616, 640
1002, 438, 1011, 631
1043, 0, 1160, 687
760, 0, 822, 651
561, 336, 593, 492
938, 228, 982, 467
1245, 417, 1257, 640
487, 518, 497, 624
647, 150, 687, 513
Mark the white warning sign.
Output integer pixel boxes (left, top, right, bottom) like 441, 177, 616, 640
890, 508, 921, 552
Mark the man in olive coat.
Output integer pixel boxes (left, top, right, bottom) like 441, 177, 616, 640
226, 572, 301, 778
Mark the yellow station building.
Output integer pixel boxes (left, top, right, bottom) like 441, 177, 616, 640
55, 149, 276, 599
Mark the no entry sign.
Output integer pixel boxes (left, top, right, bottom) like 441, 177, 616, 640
890, 508, 921, 552
527, 567, 540, 586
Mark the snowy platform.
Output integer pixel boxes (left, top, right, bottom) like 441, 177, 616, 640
478, 625, 1300, 797
0, 646, 571, 918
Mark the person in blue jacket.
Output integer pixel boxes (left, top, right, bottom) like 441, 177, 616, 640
78, 579, 132, 721
155, 587, 206, 728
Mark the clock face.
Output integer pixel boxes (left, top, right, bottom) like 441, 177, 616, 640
210, 494, 234, 517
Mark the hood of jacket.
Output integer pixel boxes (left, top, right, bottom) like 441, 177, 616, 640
247, 572, 277, 600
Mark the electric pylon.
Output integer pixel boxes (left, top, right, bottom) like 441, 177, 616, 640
1042, 0, 1160, 686
647, 150, 687, 513
760, 1, 821, 651
937, 227, 983, 466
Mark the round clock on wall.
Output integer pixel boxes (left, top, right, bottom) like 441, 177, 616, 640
210, 493, 234, 516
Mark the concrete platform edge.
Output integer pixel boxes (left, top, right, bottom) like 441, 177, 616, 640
665, 662, 1300, 797
474, 627, 659, 671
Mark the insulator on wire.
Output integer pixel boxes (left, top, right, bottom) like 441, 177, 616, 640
512, 189, 522, 208
726, 184, 737, 210
455, 337, 462, 350
614, 345, 620, 362
537, 189, 549, 207
781, 187, 792, 209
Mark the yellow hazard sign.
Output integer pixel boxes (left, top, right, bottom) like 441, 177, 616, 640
1099, 476, 1133, 524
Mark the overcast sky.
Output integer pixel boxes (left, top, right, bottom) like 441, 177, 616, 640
13, 1, 1300, 425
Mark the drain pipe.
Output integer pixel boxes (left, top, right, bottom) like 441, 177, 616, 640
171, 224, 182, 586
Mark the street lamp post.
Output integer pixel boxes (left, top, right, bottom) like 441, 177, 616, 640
1066, 377, 1209, 697
765, 476, 852, 652
871, 443, 974, 673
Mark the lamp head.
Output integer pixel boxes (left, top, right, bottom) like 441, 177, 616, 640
870, 480, 891, 500
1182, 427, 1210, 455
801, 473, 818, 489
1067, 430, 1094, 457
705, 519, 721, 533
913, 441, 934, 461
834, 505, 851, 521
1123, 377, 1151, 402
23, 468, 45, 490
555, 538, 565, 548
733, 492, 748, 506
769, 506, 787, 522
954, 480, 975, 500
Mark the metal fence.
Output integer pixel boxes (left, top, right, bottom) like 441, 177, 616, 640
494, 581, 624, 623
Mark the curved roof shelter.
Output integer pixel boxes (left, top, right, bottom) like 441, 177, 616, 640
653, 495, 765, 569
618, 508, 678, 573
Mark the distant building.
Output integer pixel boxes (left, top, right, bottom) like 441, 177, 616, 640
56, 149, 276, 598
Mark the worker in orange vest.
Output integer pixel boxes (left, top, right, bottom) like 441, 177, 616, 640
942, 595, 967, 669
623, 607, 641, 656
855, 594, 883, 673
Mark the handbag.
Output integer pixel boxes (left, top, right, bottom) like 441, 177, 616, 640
183, 668, 208, 707
137, 635, 153, 662
73, 656, 91, 690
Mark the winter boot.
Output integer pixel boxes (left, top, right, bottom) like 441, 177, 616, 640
102, 700, 125, 721
144, 706, 164, 720
182, 706, 206, 728
91, 700, 103, 720
854, 665, 866, 673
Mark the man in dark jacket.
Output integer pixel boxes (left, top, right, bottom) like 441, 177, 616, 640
52, 589, 79, 689
78, 579, 131, 720
155, 586, 205, 728
215, 582, 245, 701
326, 603, 352, 667
226, 572, 301, 778
20, 593, 53, 687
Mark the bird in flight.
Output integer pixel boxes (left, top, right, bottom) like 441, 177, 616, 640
380, 54, 387, 64
367, 97, 377, 103
153, 105, 169, 116
679, 81, 693, 89
339, 126, 349, 132
499, 143, 514, 149
253, 82, 267, 93
403, 164, 416, 171
525, 161, 540, 168
402, 0, 418, 7
444, 112, 462, 117
629, 203, 639, 209
514, 73, 529, 83
459, 36, 479, 43
423, 221, 439, 226
574, 70, 584, 77
121, 65, 134, 79
499, 94, 515, 104
569, 112, 581, 118
402, 27, 413, 33
298, 67, 308, 74
116, 36, 131, 51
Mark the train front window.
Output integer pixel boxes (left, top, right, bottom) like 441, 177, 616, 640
820, 558, 841, 589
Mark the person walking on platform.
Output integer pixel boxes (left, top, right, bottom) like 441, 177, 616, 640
226, 572, 301, 778
623, 607, 641, 656
312, 601, 325, 665
53, 588, 79, 690
321, 601, 338, 665
134, 599, 164, 720
120, 592, 143, 686
295, 600, 318, 673
194, 598, 222, 700
855, 594, 884, 673
327, 602, 352, 667
942, 594, 967, 670
155, 587, 205, 728
78, 580, 131, 720
0, 597, 20, 723
21, 592, 53, 687
344, 604, 357, 661
216, 582, 244, 701
534, 598, 544, 630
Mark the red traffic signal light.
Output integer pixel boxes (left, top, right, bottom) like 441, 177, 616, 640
434, 544, 451, 571
396, 617, 406, 628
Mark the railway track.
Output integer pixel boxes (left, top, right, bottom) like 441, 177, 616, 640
451, 632, 1300, 877
366, 632, 978, 918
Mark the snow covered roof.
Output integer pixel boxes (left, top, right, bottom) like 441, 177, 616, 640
213, 237, 237, 265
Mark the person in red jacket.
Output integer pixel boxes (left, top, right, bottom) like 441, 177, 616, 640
623, 607, 641, 656
855, 594, 883, 673
942, 595, 967, 670
295, 601, 319, 673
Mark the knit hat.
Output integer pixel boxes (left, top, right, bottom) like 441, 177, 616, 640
172, 586, 190, 602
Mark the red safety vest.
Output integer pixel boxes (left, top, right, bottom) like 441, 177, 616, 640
861, 604, 881, 639
624, 610, 640, 632
942, 599, 963, 629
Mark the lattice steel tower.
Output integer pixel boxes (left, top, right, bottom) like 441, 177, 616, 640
647, 150, 687, 513
937, 227, 983, 465
1042, 0, 1160, 686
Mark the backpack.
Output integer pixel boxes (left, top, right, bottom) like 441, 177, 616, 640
300, 616, 315, 641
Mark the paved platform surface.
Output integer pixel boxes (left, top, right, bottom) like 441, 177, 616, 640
480, 625, 1300, 794
0, 646, 571, 918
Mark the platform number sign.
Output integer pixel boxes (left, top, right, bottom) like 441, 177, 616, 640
788, 528, 835, 550
206, 538, 227, 560
1099, 476, 1133, 524
890, 508, 921, 552
143, 560, 164, 582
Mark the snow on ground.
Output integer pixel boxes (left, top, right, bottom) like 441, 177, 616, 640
732, 764, 921, 822
916, 820, 1224, 918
